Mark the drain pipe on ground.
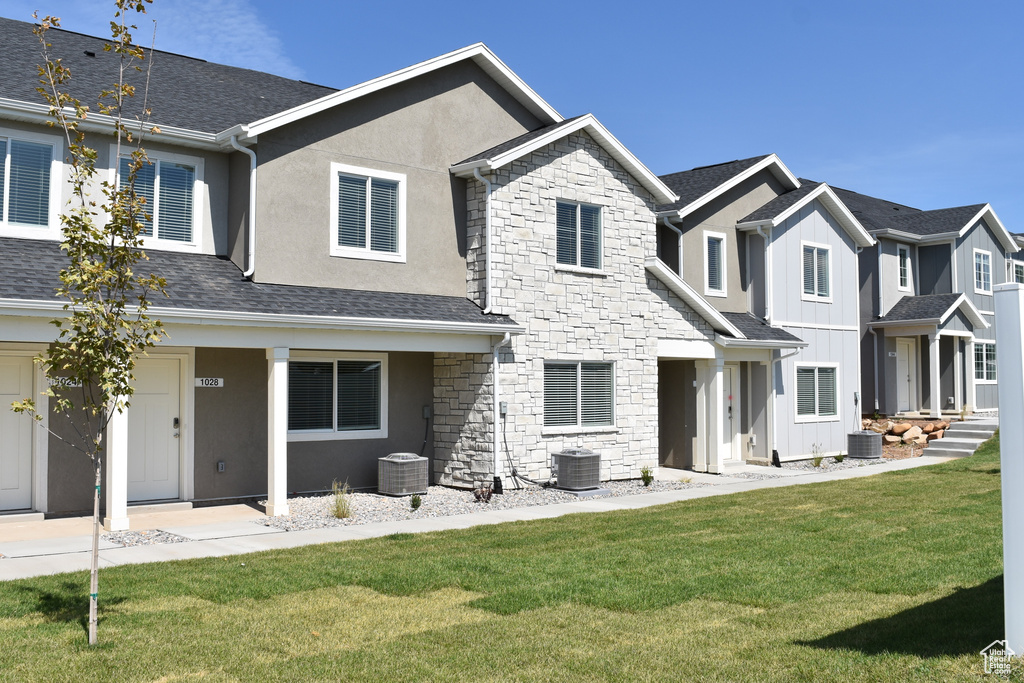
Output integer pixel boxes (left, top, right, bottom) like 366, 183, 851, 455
491, 332, 510, 492
473, 168, 494, 313
229, 135, 257, 279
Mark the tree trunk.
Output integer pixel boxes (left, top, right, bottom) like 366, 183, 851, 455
88, 455, 101, 645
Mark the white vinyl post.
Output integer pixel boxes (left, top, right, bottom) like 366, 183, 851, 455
996, 282, 1024, 653
103, 401, 130, 531
266, 348, 290, 517
928, 333, 941, 418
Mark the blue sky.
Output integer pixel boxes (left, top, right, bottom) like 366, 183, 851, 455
3, 0, 1022, 229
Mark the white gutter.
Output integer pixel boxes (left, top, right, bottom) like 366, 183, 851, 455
662, 217, 683, 277
473, 168, 494, 314
755, 226, 772, 322
230, 135, 257, 278
492, 332, 511, 483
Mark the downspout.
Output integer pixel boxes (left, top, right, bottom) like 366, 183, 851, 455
756, 225, 772, 322
492, 332, 511, 488
230, 135, 257, 279
869, 328, 880, 412
473, 168, 493, 314
770, 347, 802, 454
661, 217, 683, 277
876, 242, 883, 317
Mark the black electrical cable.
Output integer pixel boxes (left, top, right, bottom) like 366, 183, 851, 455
419, 412, 430, 457
502, 414, 551, 488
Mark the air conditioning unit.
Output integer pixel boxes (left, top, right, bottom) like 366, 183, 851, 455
378, 452, 428, 496
551, 449, 601, 490
847, 431, 882, 459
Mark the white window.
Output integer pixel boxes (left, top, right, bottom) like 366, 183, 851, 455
795, 364, 839, 422
556, 201, 602, 270
1011, 260, 1024, 284
897, 245, 911, 291
974, 249, 992, 294
544, 361, 614, 428
330, 162, 406, 263
114, 147, 203, 251
287, 353, 388, 441
802, 242, 831, 301
0, 129, 60, 237
975, 343, 996, 383
704, 231, 726, 296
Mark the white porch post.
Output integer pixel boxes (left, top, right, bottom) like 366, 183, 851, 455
953, 338, 963, 412
966, 339, 977, 412
266, 347, 290, 517
928, 333, 941, 418
694, 362, 709, 473
103, 402, 129, 531
705, 357, 725, 474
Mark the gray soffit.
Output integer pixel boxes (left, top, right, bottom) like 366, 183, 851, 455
0, 237, 518, 328
656, 155, 771, 213
0, 16, 335, 134
721, 312, 804, 344
738, 181, 824, 224
455, 115, 587, 166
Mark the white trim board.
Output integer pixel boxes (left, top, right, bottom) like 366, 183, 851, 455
737, 183, 875, 248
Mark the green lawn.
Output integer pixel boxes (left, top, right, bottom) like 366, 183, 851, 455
0, 438, 1007, 682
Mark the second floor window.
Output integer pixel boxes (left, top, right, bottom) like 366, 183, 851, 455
705, 232, 725, 296
0, 135, 54, 229
802, 243, 831, 300
1014, 261, 1024, 284
330, 162, 406, 262
118, 156, 196, 243
974, 249, 992, 294
556, 201, 601, 269
898, 245, 911, 290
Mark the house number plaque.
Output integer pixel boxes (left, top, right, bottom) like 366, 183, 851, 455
195, 378, 224, 388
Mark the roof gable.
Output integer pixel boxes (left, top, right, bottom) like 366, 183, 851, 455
737, 181, 874, 248
656, 154, 800, 219
875, 292, 989, 329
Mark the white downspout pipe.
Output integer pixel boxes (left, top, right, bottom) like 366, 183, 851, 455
756, 225, 772, 322
473, 168, 493, 314
661, 217, 683, 276
869, 327, 880, 412
230, 135, 257, 279
492, 332, 511, 484
770, 347, 802, 453
876, 241, 883, 317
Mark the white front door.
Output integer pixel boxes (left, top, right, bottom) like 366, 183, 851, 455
724, 364, 740, 461
128, 358, 181, 502
896, 339, 917, 413
0, 357, 33, 510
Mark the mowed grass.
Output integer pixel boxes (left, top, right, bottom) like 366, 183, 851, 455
0, 437, 1007, 682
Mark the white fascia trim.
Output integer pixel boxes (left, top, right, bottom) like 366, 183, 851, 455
660, 153, 800, 221
960, 204, 1018, 253
736, 184, 874, 248
714, 333, 806, 349
645, 258, 744, 338
0, 298, 525, 336
451, 114, 677, 205
0, 97, 221, 151
236, 44, 561, 141
936, 293, 989, 329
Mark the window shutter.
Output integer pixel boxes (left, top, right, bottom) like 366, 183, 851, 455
336, 360, 381, 431
157, 162, 194, 242
121, 157, 156, 236
337, 174, 367, 248
579, 205, 601, 269
796, 367, 816, 416
544, 363, 578, 426
817, 367, 837, 416
556, 202, 577, 265
369, 178, 398, 253
0, 139, 6, 221
707, 237, 722, 291
581, 362, 613, 426
288, 361, 333, 430
816, 249, 829, 297
8, 139, 51, 227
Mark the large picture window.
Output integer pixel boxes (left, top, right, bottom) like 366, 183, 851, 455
556, 201, 601, 269
795, 364, 838, 421
330, 162, 406, 262
802, 243, 831, 300
288, 354, 388, 440
974, 249, 992, 294
544, 361, 613, 428
975, 343, 996, 383
0, 134, 55, 231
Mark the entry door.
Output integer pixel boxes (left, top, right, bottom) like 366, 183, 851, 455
0, 357, 33, 510
128, 358, 181, 502
896, 339, 917, 413
723, 365, 740, 461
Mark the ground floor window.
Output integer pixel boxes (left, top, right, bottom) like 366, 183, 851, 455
795, 364, 838, 421
288, 354, 387, 439
544, 361, 613, 427
975, 343, 996, 382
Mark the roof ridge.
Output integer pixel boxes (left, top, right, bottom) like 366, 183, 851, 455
659, 154, 770, 178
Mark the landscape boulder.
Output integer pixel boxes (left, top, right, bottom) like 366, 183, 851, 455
902, 426, 923, 443
883, 435, 902, 445
922, 423, 935, 434
892, 423, 914, 436
927, 429, 944, 441
869, 423, 888, 434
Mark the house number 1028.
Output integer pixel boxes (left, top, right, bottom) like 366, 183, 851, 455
195, 378, 224, 388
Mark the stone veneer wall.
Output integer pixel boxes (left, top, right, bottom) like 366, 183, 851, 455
435, 130, 714, 487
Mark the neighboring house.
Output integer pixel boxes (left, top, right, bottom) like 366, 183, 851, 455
655, 155, 874, 465
0, 18, 749, 526
838, 186, 1018, 417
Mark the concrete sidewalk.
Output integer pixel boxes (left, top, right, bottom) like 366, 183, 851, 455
0, 452, 966, 581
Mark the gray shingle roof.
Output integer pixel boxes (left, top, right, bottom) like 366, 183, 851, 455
0, 237, 517, 327
888, 204, 986, 237
882, 293, 962, 322
455, 115, 586, 166
0, 16, 335, 134
656, 155, 770, 213
721, 312, 803, 344
828, 185, 922, 233
738, 181, 824, 224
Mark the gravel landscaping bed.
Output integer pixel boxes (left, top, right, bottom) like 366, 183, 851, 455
101, 530, 193, 547
257, 479, 707, 532
729, 457, 887, 479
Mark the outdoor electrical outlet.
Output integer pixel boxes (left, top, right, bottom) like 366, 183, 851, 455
422, 406, 431, 419
217, 461, 225, 473
500, 401, 508, 416
749, 434, 756, 447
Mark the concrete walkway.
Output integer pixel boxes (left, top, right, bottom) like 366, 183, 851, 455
0, 448, 981, 582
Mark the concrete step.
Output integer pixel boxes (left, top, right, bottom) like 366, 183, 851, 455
945, 426, 996, 439
936, 437, 988, 448
926, 446, 978, 458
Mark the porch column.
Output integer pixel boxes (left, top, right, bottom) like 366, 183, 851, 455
698, 357, 726, 474
103, 401, 129, 531
266, 348, 290, 517
928, 333, 941, 418
694, 363, 708, 472
966, 339, 976, 412
953, 338, 963, 412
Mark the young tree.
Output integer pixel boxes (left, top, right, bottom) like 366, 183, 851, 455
11, 0, 166, 646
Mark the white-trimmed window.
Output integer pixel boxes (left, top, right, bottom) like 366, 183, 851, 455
556, 201, 602, 270
115, 148, 203, 250
795, 364, 839, 422
287, 353, 388, 441
544, 361, 614, 428
802, 242, 831, 301
975, 343, 996, 383
0, 129, 61, 237
1010, 260, 1024, 284
897, 245, 911, 291
974, 249, 992, 294
704, 231, 726, 296
330, 162, 406, 263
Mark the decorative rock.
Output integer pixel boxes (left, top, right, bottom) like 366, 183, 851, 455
911, 435, 929, 445
922, 423, 935, 434
883, 435, 903, 445
869, 423, 888, 434
937, 420, 950, 430
928, 429, 944, 441
902, 426, 923, 443
891, 423, 913, 436
861, 419, 873, 430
